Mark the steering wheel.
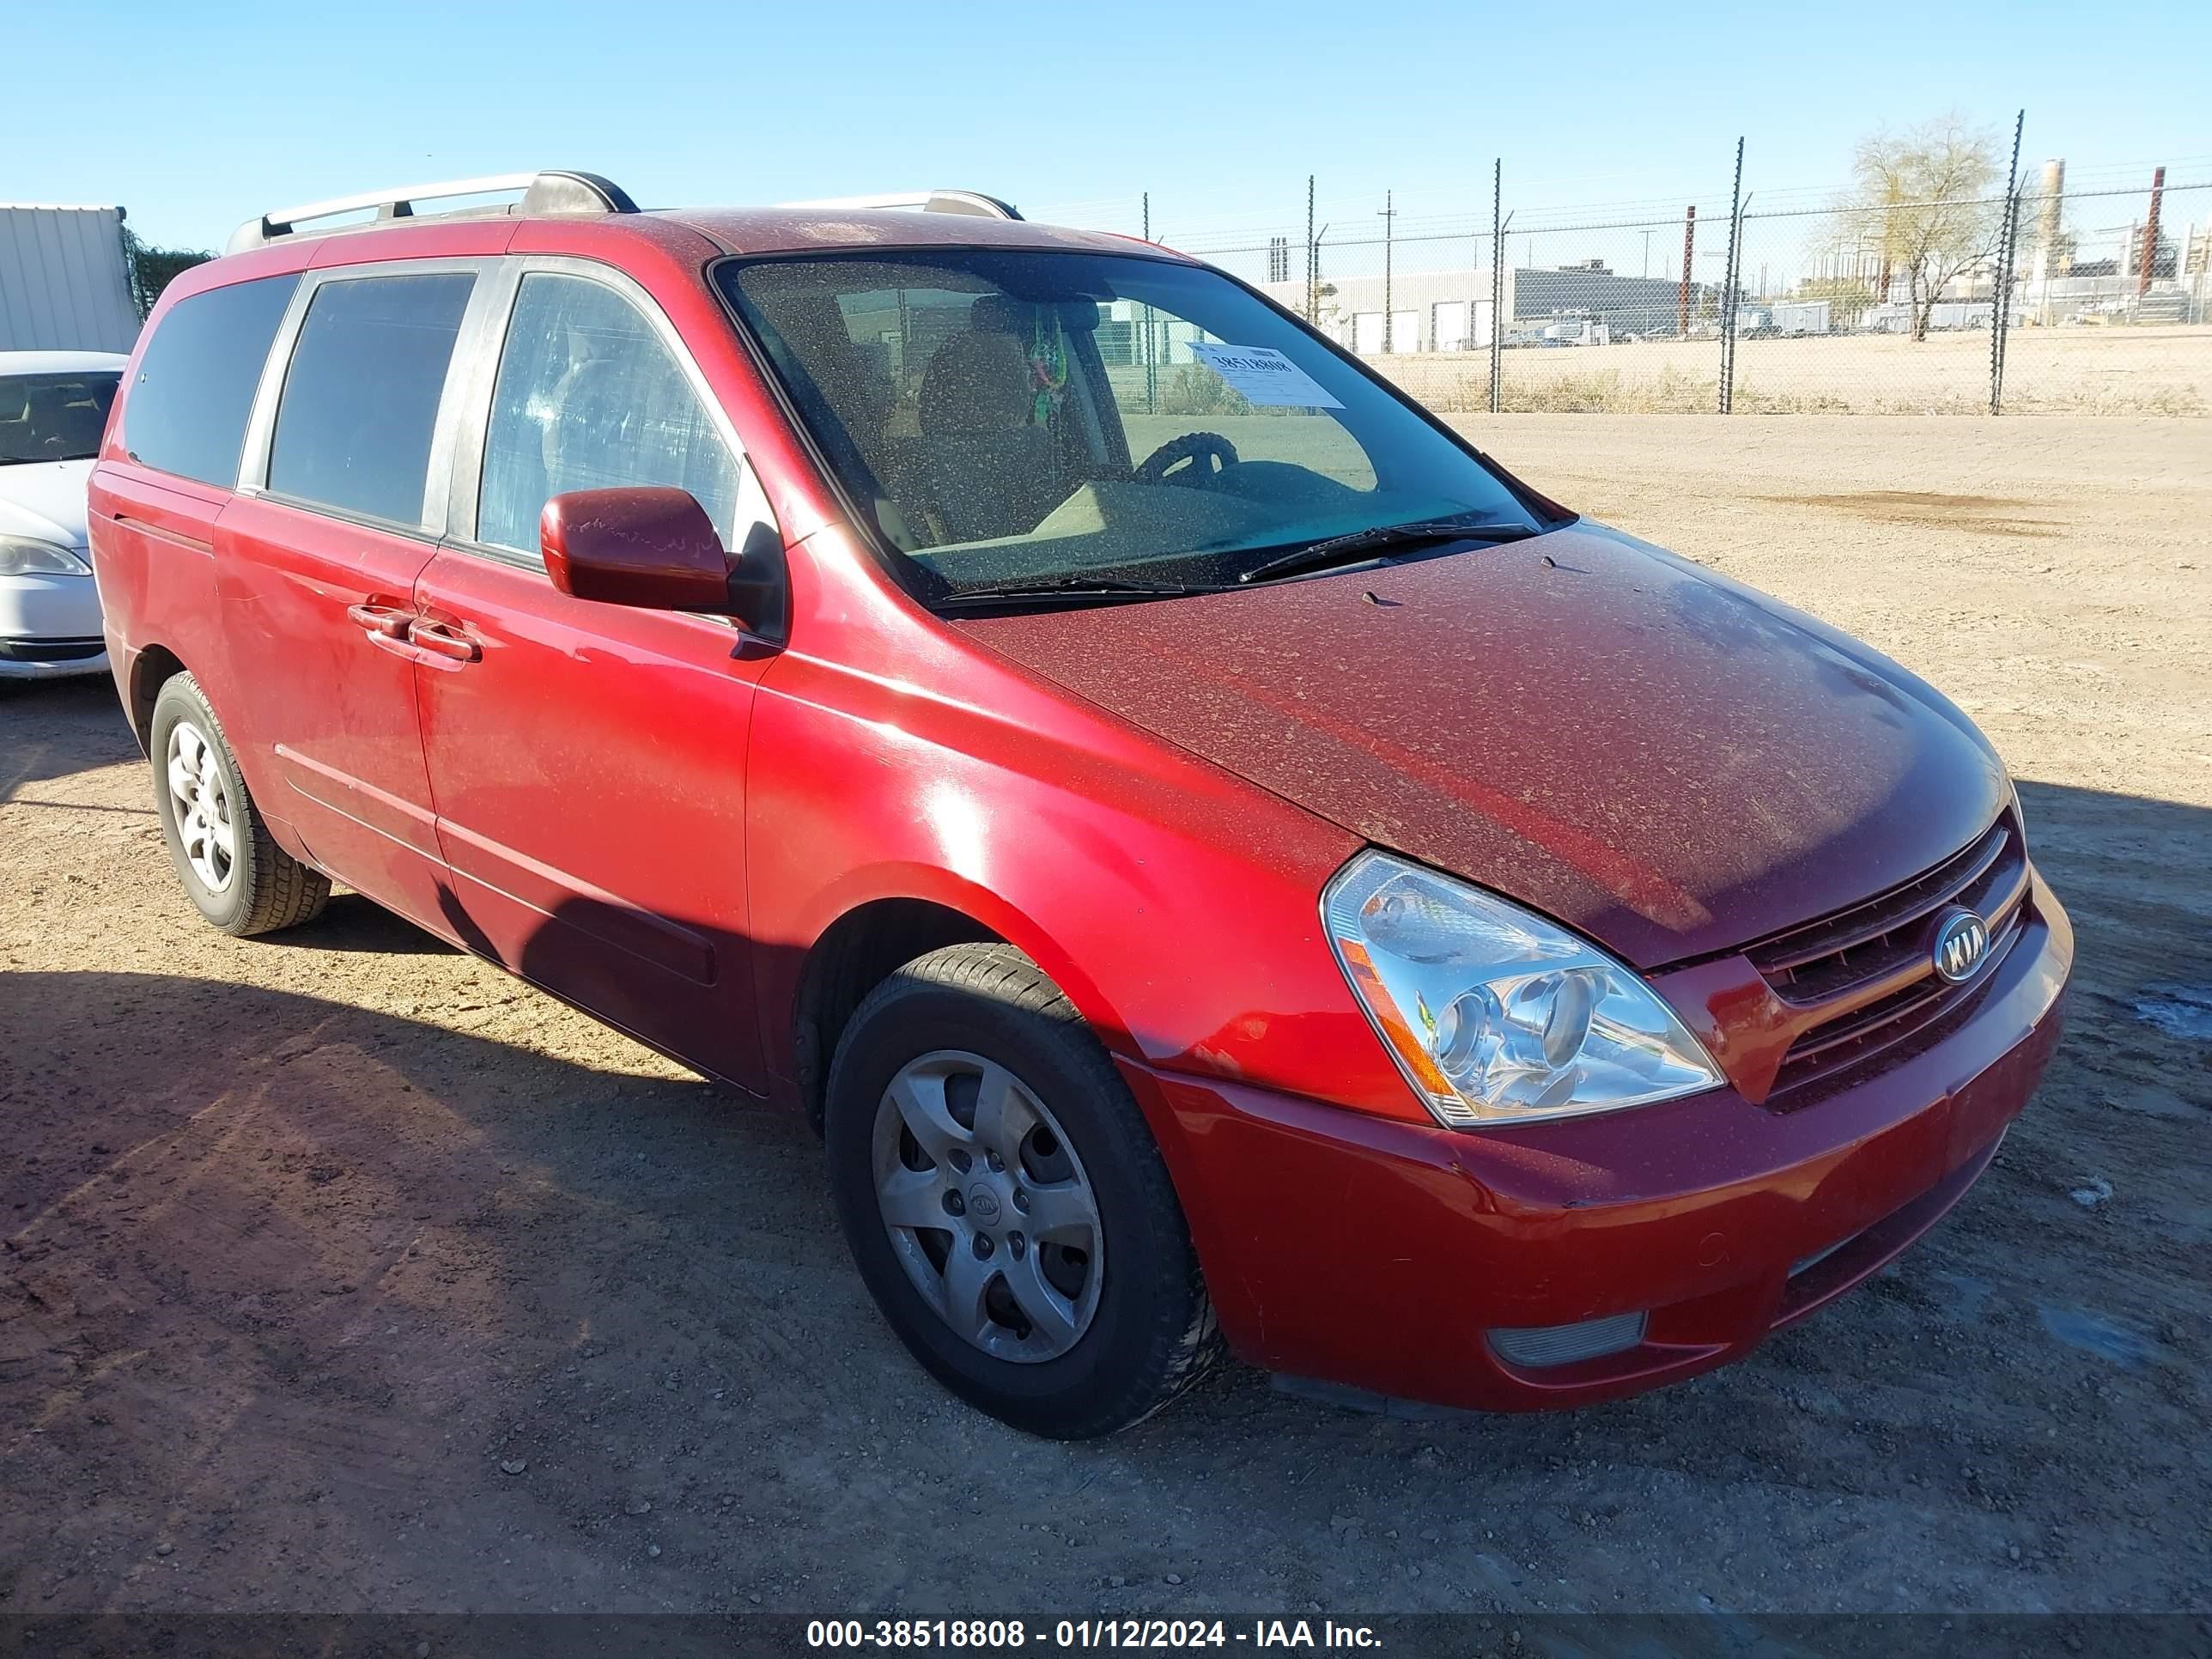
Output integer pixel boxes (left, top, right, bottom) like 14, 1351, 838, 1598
1135, 431, 1239, 488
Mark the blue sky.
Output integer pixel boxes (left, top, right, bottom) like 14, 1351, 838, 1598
21, 0, 2210, 252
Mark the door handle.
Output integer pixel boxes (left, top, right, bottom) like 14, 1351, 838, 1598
410, 618, 482, 664
346, 602, 415, 640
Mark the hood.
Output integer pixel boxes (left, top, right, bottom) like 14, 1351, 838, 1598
957, 522, 2008, 968
0, 459, 94, 548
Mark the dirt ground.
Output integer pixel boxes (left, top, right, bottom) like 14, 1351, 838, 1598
1373, 327, 2212, 415
3, 416, 2207, 1616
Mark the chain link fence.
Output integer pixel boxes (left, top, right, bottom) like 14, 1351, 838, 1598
1039, 164, 2212, 416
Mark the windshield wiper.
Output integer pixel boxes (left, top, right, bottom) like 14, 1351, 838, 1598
934, 575, 1224, 611
1236, 517, 1539, 586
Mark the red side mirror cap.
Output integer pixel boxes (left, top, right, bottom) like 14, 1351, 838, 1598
540, 487, 732, 613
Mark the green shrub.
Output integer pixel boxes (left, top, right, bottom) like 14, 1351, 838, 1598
123, 228, 215, 318
1158, 362, 1252, 417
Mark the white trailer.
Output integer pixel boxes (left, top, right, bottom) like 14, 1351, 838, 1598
1769, 301, 1832, 336
1540, 318, 1611, 347
0, 205, 143, 354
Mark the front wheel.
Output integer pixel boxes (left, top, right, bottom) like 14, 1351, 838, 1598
824, 944, 1218, 1437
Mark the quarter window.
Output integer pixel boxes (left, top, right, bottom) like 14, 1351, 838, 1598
267, 272, 476, 526
476, 273, 742, 556
123, 275, 299, 487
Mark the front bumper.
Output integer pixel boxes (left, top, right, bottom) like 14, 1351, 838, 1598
1123, 871, 2071, 1413
1, 570, 108, 679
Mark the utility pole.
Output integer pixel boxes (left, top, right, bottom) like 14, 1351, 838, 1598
1378, 191, 1397, 353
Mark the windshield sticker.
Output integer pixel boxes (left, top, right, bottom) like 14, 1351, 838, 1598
1186, 343, 1344, 409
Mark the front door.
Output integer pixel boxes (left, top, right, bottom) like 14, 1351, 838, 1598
411, 267, 779, 1090
215, 266, 483, 929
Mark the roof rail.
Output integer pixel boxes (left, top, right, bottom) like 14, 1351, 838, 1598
224, 170, 637, 255
775, 190, 1024, 222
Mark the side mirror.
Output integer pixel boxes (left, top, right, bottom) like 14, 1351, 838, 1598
540, 488, 786, 640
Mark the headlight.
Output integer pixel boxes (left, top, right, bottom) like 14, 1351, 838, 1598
0, 535, 92, 577
1322, 850, 1723, 1128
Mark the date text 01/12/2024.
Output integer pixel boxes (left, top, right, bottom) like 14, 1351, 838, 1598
805, 1620, 1383, 1649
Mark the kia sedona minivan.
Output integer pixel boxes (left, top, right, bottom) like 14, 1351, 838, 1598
88, 172, 2070, 1437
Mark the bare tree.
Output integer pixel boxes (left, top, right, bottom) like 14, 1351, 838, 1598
1842, 115, 2004, 342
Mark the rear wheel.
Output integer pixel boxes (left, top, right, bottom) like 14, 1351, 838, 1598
824, 944, 1218, 1437
149, 673, 330, 937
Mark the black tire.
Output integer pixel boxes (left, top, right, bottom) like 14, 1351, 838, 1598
824, 943, 1219, 1437
149, 672, 330, 937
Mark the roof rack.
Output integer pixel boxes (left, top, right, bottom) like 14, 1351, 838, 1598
225, 170, 637, 255
775, 190, 1023, 222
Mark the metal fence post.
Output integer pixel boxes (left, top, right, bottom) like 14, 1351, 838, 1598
1142, 192, 1157, 414
1678, 206, 1697, 338
1729, 192, 1752, 410
1720, 137, 1744, 413
1489, 161, 1504, 414
1991, 110, 2025, 415
1305, 174, 1316, 323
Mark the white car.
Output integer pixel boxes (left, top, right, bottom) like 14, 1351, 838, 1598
2, 350, 127, 679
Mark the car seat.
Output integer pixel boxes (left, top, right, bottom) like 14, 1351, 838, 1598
895, 326, 1064, 546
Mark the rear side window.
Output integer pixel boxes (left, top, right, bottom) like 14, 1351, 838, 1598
268, 272, 476, 526
124, 275, 298, 486
476, 272, 740, 555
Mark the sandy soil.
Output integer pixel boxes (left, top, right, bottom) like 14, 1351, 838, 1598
2, 416, 2207, 1616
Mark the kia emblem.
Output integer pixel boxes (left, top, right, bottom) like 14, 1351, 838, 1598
1931, 908, 1991, 983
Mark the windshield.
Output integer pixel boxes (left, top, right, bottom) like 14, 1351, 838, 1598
0, 371, 120, 465
717, 250, 1542, 597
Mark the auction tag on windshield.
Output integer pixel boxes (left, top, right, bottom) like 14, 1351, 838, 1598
1188, 343, 1344, 409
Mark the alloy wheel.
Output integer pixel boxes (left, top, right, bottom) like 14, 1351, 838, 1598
165, 719, 236, 894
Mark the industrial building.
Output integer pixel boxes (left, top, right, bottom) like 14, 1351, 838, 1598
2014, 159, 2206, 326
1256, 260, 1722, 354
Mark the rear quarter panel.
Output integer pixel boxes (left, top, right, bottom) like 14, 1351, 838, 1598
86, 245, 318, 769
88, 467, 239, 757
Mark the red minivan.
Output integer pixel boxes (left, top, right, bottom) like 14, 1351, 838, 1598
89, 172, 2070, 1437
